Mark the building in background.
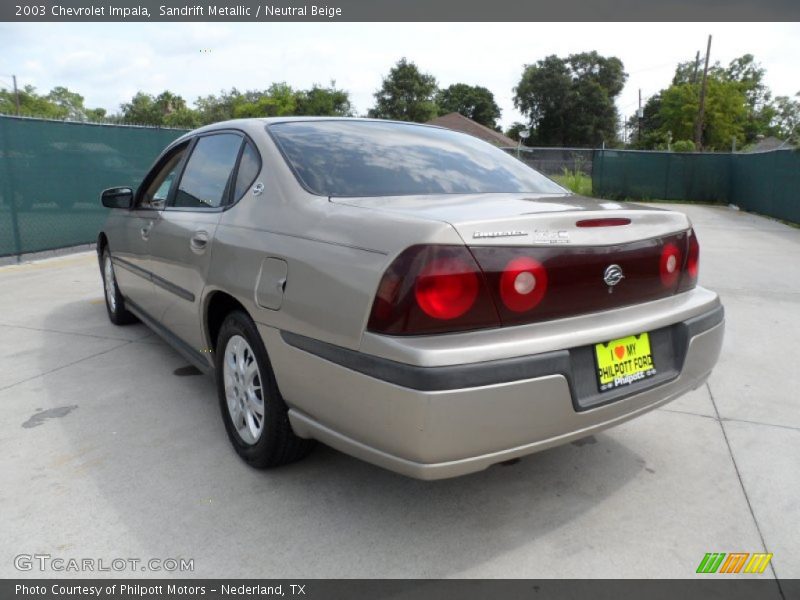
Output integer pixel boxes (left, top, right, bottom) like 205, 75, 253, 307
426, 112, 516, 147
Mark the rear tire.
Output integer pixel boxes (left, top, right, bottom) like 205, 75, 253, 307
100, 247, 138, 325
215, 310, 314, 468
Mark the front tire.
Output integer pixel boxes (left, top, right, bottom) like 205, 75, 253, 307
215, 310, 314, 468
100, 248, 137, 325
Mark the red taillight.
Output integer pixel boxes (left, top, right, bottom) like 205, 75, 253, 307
415, 258, 479, 320
367, 245, 500, 335
660, 242, 682, 288
368, 231, 697, 336
687, 231, 699, 278
499, 257, 548, 312
471, 233, 687, 327
678, 229, 700, 292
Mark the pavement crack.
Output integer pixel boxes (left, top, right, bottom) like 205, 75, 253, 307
0, 341, 133, 393
658, 407, 717, 420
658, 407, 800, 432
0, 322, 145, 343
707, 382, 786, 598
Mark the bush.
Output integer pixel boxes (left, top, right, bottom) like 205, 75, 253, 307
672, 139, 696, 153
553, 167, 592, 196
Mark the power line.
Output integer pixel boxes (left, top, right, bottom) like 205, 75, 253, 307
626, 61, 676, 76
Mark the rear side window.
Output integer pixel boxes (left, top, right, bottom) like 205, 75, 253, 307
173, 133, 242, 209
234, 141, 260, 201
268, 120, 567, 197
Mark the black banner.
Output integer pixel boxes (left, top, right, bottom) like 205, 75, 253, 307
2, 579, 798, 600
3, 0, 800, 22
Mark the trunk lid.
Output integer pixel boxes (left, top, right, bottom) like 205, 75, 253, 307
330, 193, 690, 247
351, 193, 700, 334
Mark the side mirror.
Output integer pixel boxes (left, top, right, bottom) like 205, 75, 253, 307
101, 187, 133, 209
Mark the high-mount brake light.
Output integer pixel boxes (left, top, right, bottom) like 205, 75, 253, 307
575, 218, 632, 228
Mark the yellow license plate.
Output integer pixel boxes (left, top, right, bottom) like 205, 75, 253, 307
595, 333, 657, 392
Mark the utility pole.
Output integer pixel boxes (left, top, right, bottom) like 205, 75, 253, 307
637, 88, 643, 142
694, 35, 712, 150
12, 74, 21, 115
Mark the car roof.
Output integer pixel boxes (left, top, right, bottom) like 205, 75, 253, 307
185, 116, 447, 137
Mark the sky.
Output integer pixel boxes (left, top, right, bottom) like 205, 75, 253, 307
0, 22, 798, 130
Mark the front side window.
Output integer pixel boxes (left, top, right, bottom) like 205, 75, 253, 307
268, 120, 567, 197
173, 133, 243, 209
138, 143, 188, 208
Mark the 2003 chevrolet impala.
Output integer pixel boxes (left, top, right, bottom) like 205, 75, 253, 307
97, 118, 724, 479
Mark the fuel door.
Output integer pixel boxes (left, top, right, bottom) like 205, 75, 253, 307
255, 257, 288, 310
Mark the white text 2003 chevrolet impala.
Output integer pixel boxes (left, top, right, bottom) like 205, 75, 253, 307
97, 118, 724, 479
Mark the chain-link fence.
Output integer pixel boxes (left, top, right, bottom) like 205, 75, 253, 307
592, 148, 800, 223
0, 116, 188, 257
504, 146, 594, 176
4, 119, 796, 258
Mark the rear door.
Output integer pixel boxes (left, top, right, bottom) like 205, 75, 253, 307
147, 131, 257, 352
112, 141, 189, 318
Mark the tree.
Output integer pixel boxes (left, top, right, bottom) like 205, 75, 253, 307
232, 83, 297, 118
0, 85, 103, 120
652, 79, 748, 150
513, 51, 627, 146
628, 54, 800, 150
119, 91, 191, 126
724, 54, 774, 144
771, 93, 800, 143
193, 83, 353, 124
626, 93, 666, 149
195, 88, 243, 124
436, 84, 501, 129
46, 86, 88, 120
295, 82, 353, 117
630, 54, 780, 151
368, 58, 438, 122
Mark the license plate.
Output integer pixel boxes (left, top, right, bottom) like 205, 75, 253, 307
595, 333, 657, 392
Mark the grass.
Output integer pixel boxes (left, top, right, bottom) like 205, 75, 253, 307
552, 168, 592, 196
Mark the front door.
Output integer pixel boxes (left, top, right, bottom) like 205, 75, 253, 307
113, 142, 189, 318
147, 132, 246, 353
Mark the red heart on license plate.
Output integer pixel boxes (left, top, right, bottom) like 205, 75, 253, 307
614, 345, 625, 359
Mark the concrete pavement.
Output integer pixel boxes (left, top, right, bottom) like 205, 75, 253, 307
0, 204, 797, 583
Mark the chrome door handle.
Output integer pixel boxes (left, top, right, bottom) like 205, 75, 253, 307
140, 223, 153, 240
190, 231, 209, 253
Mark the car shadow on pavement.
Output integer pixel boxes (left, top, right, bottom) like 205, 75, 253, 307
32, 300, 646, 578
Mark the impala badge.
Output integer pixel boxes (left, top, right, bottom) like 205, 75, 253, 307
473, 230, 528, 239
604, 264, 624, 291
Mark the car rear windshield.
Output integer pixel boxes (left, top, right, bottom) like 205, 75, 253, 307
267, 120, 567, 197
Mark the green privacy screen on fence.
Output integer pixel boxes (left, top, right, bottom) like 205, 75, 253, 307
592, 148, 800, 224
2, 118, 798, 257
0, 116, 188, 257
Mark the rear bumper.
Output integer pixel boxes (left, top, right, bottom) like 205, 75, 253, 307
261, 288, 724, 480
